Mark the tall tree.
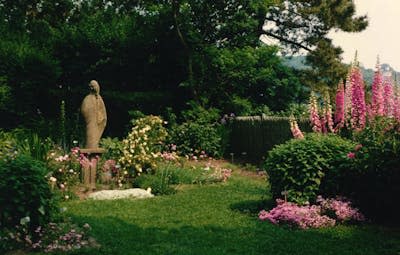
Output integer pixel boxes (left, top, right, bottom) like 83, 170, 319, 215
263, 0, 368, 89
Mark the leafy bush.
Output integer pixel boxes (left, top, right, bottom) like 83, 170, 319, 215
349, 118, 400, 222
264, 133, 355, 204
167, 103, 227, 158
119, 115, 168, 175
100, 137, 123, 160
0, 155, 57, 233
169, 122, 223, 158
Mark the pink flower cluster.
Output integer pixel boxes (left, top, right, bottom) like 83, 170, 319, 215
160, 152, 179, 161
316, 196, 365, 222
259, 199, 335, 229
259, 197, 364, 229
102, 159, 117, 173
1, 222, 95, 253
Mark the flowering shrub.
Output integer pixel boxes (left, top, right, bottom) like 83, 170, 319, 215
264, 133, 356, 204
46, 146, 81, 199
259, 197, 364, 229
119, 115, 168, 176
316, 196, 364, 222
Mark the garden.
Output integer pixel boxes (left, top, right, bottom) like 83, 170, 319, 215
1, 1, 400, 255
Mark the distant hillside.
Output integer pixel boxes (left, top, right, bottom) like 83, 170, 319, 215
282, 56, 400, 87
282, 56, 310, 70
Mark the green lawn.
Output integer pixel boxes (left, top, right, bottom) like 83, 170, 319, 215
49, 172, 399, 255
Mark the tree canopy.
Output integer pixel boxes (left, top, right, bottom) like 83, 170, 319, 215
0, 0, 367, 135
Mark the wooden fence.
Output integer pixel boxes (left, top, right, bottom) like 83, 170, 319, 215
228, 115, 310, 163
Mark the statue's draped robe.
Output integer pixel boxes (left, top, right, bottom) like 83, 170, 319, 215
81, 94, 107, 148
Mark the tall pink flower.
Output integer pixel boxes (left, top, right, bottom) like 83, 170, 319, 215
350, 66, 366, 130
289, 116, 304, 139
344, 71, 353, 128
393, 85, 400, 122
323, 92, 334, 133
334, 80, 345, 132
383, 76, 394, 117
309, 91, 322, 133
371, 59, 384, 117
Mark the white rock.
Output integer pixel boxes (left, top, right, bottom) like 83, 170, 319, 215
88, 188, 154, 200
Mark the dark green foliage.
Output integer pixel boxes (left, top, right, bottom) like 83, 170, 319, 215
349, 118, 400, 223
0, 0, 367, 136
201, 46, 307, 112
0, 155, 57, 233
0, 38, 61, 128
229, 116, 310, 162
264, 133, 355, 204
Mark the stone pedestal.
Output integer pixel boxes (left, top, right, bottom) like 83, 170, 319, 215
80, 148, 105, 190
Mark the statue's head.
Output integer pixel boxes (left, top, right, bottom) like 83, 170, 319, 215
89, 80, 100, 95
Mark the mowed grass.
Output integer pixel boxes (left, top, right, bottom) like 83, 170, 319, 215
47, 173, 399, 255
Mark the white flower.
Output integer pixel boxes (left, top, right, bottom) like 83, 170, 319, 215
49, 177, 57, 182
20, 216, 30, 225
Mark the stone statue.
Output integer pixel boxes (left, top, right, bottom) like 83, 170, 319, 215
81, 80, 107, 149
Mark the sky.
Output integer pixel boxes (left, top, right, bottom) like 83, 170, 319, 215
329, 0, 400, 70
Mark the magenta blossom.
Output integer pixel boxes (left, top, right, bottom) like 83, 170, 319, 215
371, 60, 384, 117
347, 152, 355, 159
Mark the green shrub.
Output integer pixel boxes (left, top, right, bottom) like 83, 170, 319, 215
167, 103, 227, 158
169, 122, 223, 158
350, 118, 400, 222
0, 155, 57, 233
264, 133, 355, 204
100, 137, 123, 160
